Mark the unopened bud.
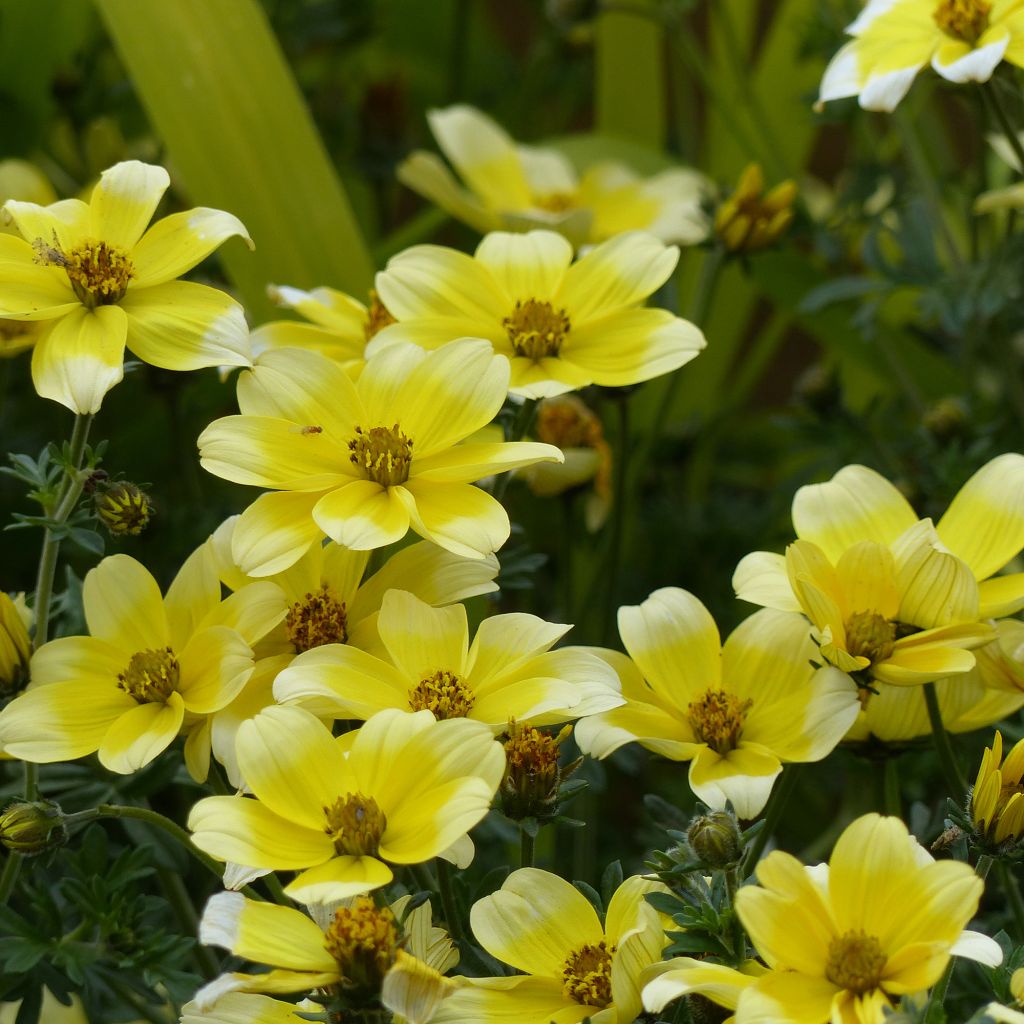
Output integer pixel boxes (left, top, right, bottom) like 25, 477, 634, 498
715, 163, 797, 254
687, 810, 742, 868
0, 800, 66, 856
921, 396, 968, 442
500, 720, 578, 822
94, 482, 153, 536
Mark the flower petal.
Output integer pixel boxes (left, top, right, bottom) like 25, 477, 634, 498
379, 590, 468, 680
687, 744, 781, 818
0, 234, 77, 319
474, 231, 573, 301
232, 490, 326, 578
733, 550, 802, 612
286, 855, 394, 904
313, 481, 412, 551
401, 480, 510, 559
89, 161, 169, 249
84, 554, 170, 651
97, 691, 185, 774
177, 625, 254, 714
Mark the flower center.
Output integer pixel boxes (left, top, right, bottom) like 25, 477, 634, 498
363, 289, 396, 341
117, 647, 179, 703
535, 192, 576, 213
323, 896, 399, 992
687, 689, 752, 755
562, 940, 614, 1008
408, 669, 475, 719
934, 0, 991, 42
34, 238, 133, 308
348, 424, 413, 486
503, 299, 571, 361
536, 395, 604, 450
286, 585, 349, 652
845, 611, 896, 664
825, 930, 887, 994
323, 793, 388, 857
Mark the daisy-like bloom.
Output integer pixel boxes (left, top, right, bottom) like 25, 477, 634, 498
272, 588, 622, 729
248, 283, 396, 372
818, 0, 1024, 112
431, 868, 668, 1024
971, 730, 1024, 845
398, 104, 711, 247
372, 230, 706, 399
715, 164, 797, 253
193, 891, 456, 1024
0, 592, 31, 698
0, 551, 285, 775
734, 459, 1024, 683
705, 814, 999, 1024
0, 160, 253, 413
642, 958, 766, 1024
198, 339, 562, 576
574, 590, 860, 818
188, 705, 504, 903
180, 993, 315, 1024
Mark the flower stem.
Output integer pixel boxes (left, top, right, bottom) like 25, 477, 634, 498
599, 394, 631, 642
976, 853, 994, 881
882, 756, 901, 817
922, 683, 966, 798
0, 851, 20, 904
435, 857, 466, 945
724, 866, 746, 965
981, 82, 1024, 177
157, 867, 220, 979
741, 765, 800, 876
520, 827, 536, 869
997, 860, 1024, 938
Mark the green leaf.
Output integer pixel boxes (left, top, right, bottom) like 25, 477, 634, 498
94, 0, 374, 322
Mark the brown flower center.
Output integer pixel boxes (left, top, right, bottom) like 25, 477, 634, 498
323, 793, 387, 857
286, 585, 349, 652
408, 669, 475, 719
687, 689, 752, 755
323, 896, 399, 992
825, 930, 887, 994
535, 192, 576, 213
363, 289, 396, 341
34, 238, 133, 308
118, 647, 179, 703
934, 0, 991, 42
348, 424, 413, 486
562, 940, 614, 1007
503, 299, 571, 361
845, 611, 896, 664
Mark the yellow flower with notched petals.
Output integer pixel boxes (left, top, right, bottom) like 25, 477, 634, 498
198, 339, 562, 576
399, 104, 712, 247
193, 891, 455, 1024
372, 229, 705, 399
575, 591, 860, 818
971, 730, 1024, 844
431, 868, 668, 1024
0, 160, 253, 413
272, 588, 622, 729
724, 814, 1000, 1024
188, 705, 504, 904
0, 550, 284, 776
818, 0, 1024, 112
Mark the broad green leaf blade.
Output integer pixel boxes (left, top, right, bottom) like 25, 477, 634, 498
95, 0, 374, 322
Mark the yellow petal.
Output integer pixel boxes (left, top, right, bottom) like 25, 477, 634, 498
382, 950, 455, 1024
642, 958, 755, 1014
314, 480, 412, 551
177, 626, 254, 713
0, 234, 77, 319
979, 573, 1024, 618
285, 855, 393, 903
733, 550, 802, 612
474, 230, 573, 301
834, 541, 900, 619
396, 150, 497, 234
741, 971, 838, 1024
574, 699, 698, 760
379, 590, 468, 679
84, 554, 169, 652
31, 305, 126, 414
3, 197, 89, 251
180, 991, 313, 1023
97, 691, 185, 774
469, 613, 569, 683
893, 520, 980, 627
89, 160, 169, 249
232, 490, 325, 578
688, 744, 781, 818
163, 541, 221, 648
401, 480, 510, 559
131, 207, 253, 288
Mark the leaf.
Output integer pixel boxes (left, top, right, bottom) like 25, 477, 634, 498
600, 860, 623, 908
94, 0, 374, 322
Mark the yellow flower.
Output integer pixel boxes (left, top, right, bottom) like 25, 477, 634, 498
574, 590, 860, 818
0, 592, 31, 698
0, 551, 284, 775
372, 229, 705, 399
272, 588, 622, 728
198, 339, 562, 575
180, 993, 313, 1023
398, 104, 711, 247
818, 0, 1024, 112
188, 705, 504, 904
734, 460, 1024, 683
249, 283, 396, 372
193, 891, 455, 1024
971, 730, 1024, 844
431, 868, 667, 1024
642, 958, 766, 1023
715, 164, 797, 253
0, 160, 253, 413
727, 814, 1001, 1023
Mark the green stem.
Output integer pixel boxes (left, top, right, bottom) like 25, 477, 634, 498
724, 866, 745, 965
0, 851, 20, 904
157, 868, 220, 979
492, 398, 538, 504
882, 756, 901, 817
925, 958, 955, 1018
520, 828, 536, 869
741, 765, 801, 876
560, 493, 575, 624
997, 861, 1024, 938
435, 858, 466, 945
599, 395, 631, 643
981, 82, 1024, 177
922, 683, 966, 798
261, 871, 291, 905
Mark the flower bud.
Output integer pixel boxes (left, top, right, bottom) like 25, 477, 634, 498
94, 481, 154, 536
687, 810, 743, 868
0, 592, 31, 698
715, 163, 797, 254
970, 730, 1024, 848
0, 800, 66, 856
500, 720, 579, 822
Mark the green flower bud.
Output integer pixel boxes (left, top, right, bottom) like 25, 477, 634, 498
0, 800, 66, 856
687, 810, 743, 868
94, 481, 154, 536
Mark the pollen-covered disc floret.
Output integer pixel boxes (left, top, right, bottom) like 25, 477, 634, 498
35, 238, 134, 307
825, 930, 887, 993
286, 585, 349, 652
323, 896, 400, 993
118, 647, 180, 703
408, 669, 476, 719
348, 424, 414, 486
687, 688, 752, 755
845, 610, 897, 665
503, 299, 571, 361
562, 941, 614, 1008
323, 793, 387, 857
934, 0, 991, 41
